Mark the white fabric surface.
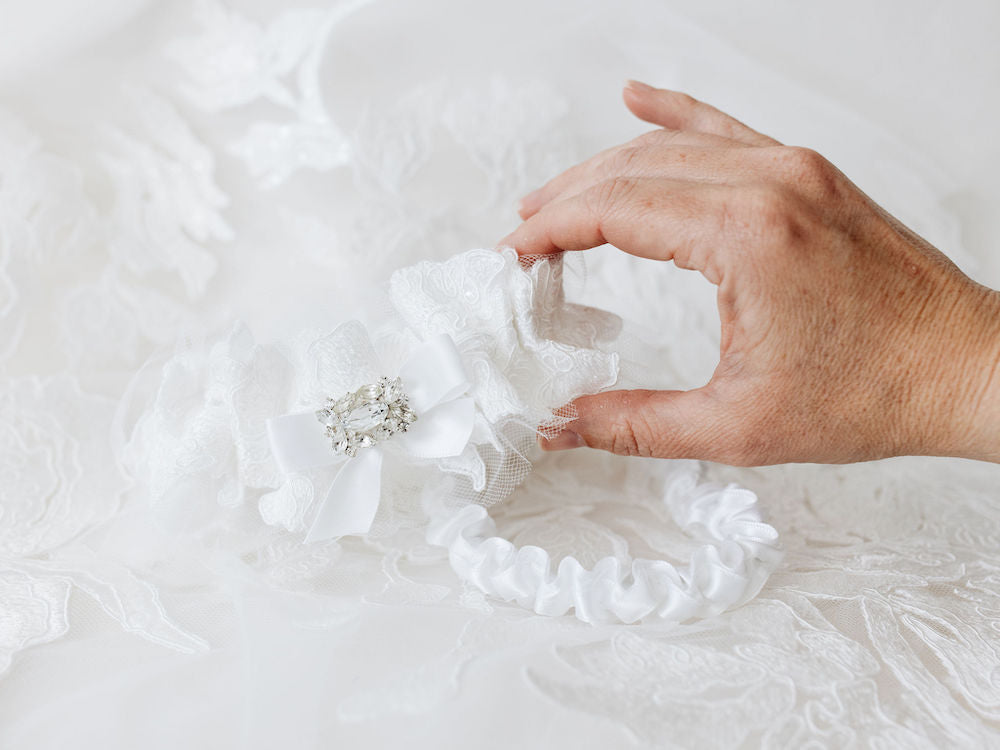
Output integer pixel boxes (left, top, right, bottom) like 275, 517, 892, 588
2, 1, 1000, 747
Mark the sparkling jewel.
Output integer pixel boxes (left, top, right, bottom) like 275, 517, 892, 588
316, 376, 416, 457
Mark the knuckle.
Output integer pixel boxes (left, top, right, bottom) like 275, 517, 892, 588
604, 391, 661, 458
633, 130, 665, 147
608, 413, 658, 458
780, 145, 825, 172
587, 176, 639, 217
642, 128, 685, 147
669, 90, 699, 110
634, 128, 683, 148
739, 184, 809, 247
775, 146, 838, 194
608, 145, 645, 173
743, 183, 789, 224
608, 418, 643, 457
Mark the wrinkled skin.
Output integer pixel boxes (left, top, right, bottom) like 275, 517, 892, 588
502, 81, 1000, 465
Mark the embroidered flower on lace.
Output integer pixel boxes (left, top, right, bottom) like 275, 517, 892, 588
0, 111, 99, 365
100, 89, 231, 298
0, 571, 70, 674
0, 375, 212, 672
0, 377, 125, 557
167, 0, 368, 187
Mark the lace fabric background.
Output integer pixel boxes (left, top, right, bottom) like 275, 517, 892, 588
1, 0, 999, 747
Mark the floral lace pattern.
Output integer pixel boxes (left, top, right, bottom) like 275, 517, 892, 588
2, 0, 1000, 746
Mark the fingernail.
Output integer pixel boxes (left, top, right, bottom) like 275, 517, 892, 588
625, 79, 654, 93
540, 429, 586, 451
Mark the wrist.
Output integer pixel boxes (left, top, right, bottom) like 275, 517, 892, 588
919, 283, 1000, 461
957, 286, 1000, 461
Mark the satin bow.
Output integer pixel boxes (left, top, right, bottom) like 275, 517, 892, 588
266, 333, 475, 542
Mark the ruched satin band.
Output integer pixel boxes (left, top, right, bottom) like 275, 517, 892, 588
426, 467, 783, 625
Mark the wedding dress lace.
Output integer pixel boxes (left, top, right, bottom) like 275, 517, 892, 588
3, 0, 1000, 747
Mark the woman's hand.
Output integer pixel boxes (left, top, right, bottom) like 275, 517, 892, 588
502, 80, 1000, 465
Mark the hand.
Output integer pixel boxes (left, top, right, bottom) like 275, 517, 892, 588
502, 80, 1000, 465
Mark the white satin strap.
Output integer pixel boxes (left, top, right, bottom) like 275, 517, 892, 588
425, 467, 782, 625
266, 411, 334, 473
304, 449, 383, 543
398, 333, 470, 413
396, 397, 475, 458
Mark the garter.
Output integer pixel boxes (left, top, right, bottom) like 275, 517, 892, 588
261, 248, 783, 624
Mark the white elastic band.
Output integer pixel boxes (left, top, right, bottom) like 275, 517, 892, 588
425, 466, 782, 625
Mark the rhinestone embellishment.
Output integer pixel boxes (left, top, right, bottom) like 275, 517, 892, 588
315, 376, 417, 457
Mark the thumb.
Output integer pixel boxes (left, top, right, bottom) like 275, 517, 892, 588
539, 388, 734, 462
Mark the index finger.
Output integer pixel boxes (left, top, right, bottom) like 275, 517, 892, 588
499, 176, 728, 283
624, 82, 779, 148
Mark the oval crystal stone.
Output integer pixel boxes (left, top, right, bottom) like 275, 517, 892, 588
318, 376, 416, 457
343, 401, 388, 432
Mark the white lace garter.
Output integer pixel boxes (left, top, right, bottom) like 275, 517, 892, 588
133, 248, 782, 624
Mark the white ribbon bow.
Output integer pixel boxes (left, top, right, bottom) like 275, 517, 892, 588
266, 333, 475, 542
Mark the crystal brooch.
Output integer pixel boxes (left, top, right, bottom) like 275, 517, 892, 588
315, 376, 417, 458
